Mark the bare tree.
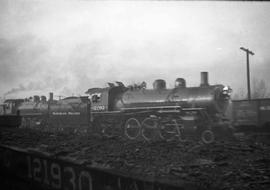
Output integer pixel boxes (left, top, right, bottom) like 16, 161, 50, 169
252, 78, 269, 99
232, 88, 246, 100
232, 79, 269, 100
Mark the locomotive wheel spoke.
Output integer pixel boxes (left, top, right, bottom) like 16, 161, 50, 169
176, 123, 188, 142
141, 117, 158, 141
159, 119, 180, 141
124, 118, 141, 140
201, 130, 215, 144
92, 119, 102, 135
20, 118, 27, 128
102, 123, 115, 138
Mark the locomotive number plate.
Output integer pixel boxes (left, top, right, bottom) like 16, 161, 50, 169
92, 105, 106, 111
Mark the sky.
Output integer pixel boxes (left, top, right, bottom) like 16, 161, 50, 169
0, 0, 270, 100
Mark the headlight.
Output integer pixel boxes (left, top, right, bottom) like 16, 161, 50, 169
222, 86, 232, 99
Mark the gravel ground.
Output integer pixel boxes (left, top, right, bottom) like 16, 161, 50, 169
0, 127, 270, 190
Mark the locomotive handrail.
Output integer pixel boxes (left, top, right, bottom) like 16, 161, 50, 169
121, 105, 182, 111
181, 108, 206, 111
157, 110, 181, 113
92, 111, 122, 114
19, 113, 43, 116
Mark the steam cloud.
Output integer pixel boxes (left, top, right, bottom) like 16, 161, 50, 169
1, 1, 270, 99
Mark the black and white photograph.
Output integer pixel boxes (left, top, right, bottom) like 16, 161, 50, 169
0, 0, 270, 189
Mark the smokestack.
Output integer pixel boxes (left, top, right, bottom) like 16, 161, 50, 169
200, 72, 209, 87
49, 92, 53, 102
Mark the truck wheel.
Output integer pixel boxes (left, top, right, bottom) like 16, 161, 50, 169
201, 130, 214, 144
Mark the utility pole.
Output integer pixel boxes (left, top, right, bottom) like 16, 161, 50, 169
240, 47, 254, 100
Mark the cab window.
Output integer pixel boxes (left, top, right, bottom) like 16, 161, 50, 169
91, 93, 101, 103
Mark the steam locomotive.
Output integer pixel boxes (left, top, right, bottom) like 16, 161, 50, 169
0, 72, 232, 143
0, 99, 23, 127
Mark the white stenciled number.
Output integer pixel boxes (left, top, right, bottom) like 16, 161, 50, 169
27, 156, 32, 179
117, 177, 122, 189
78, 171, 92, 190
43, 159, 50, 185
33, 158, 42, 182
128, 182, 139, 190
51, 163, 61, 189
63, 167, 76, 190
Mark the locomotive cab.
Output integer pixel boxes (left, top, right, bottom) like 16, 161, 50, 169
86, 86, 126, 112
86, 88, 109, 112
85, 85, 128, 136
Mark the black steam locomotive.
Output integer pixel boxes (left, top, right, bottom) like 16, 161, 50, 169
0, 72, 232, 143
87, 72, 231, 142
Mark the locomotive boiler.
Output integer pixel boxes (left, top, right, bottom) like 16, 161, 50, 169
114, 72, 229, 115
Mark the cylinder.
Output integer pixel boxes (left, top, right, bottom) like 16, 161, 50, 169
200, 72, 209, 87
